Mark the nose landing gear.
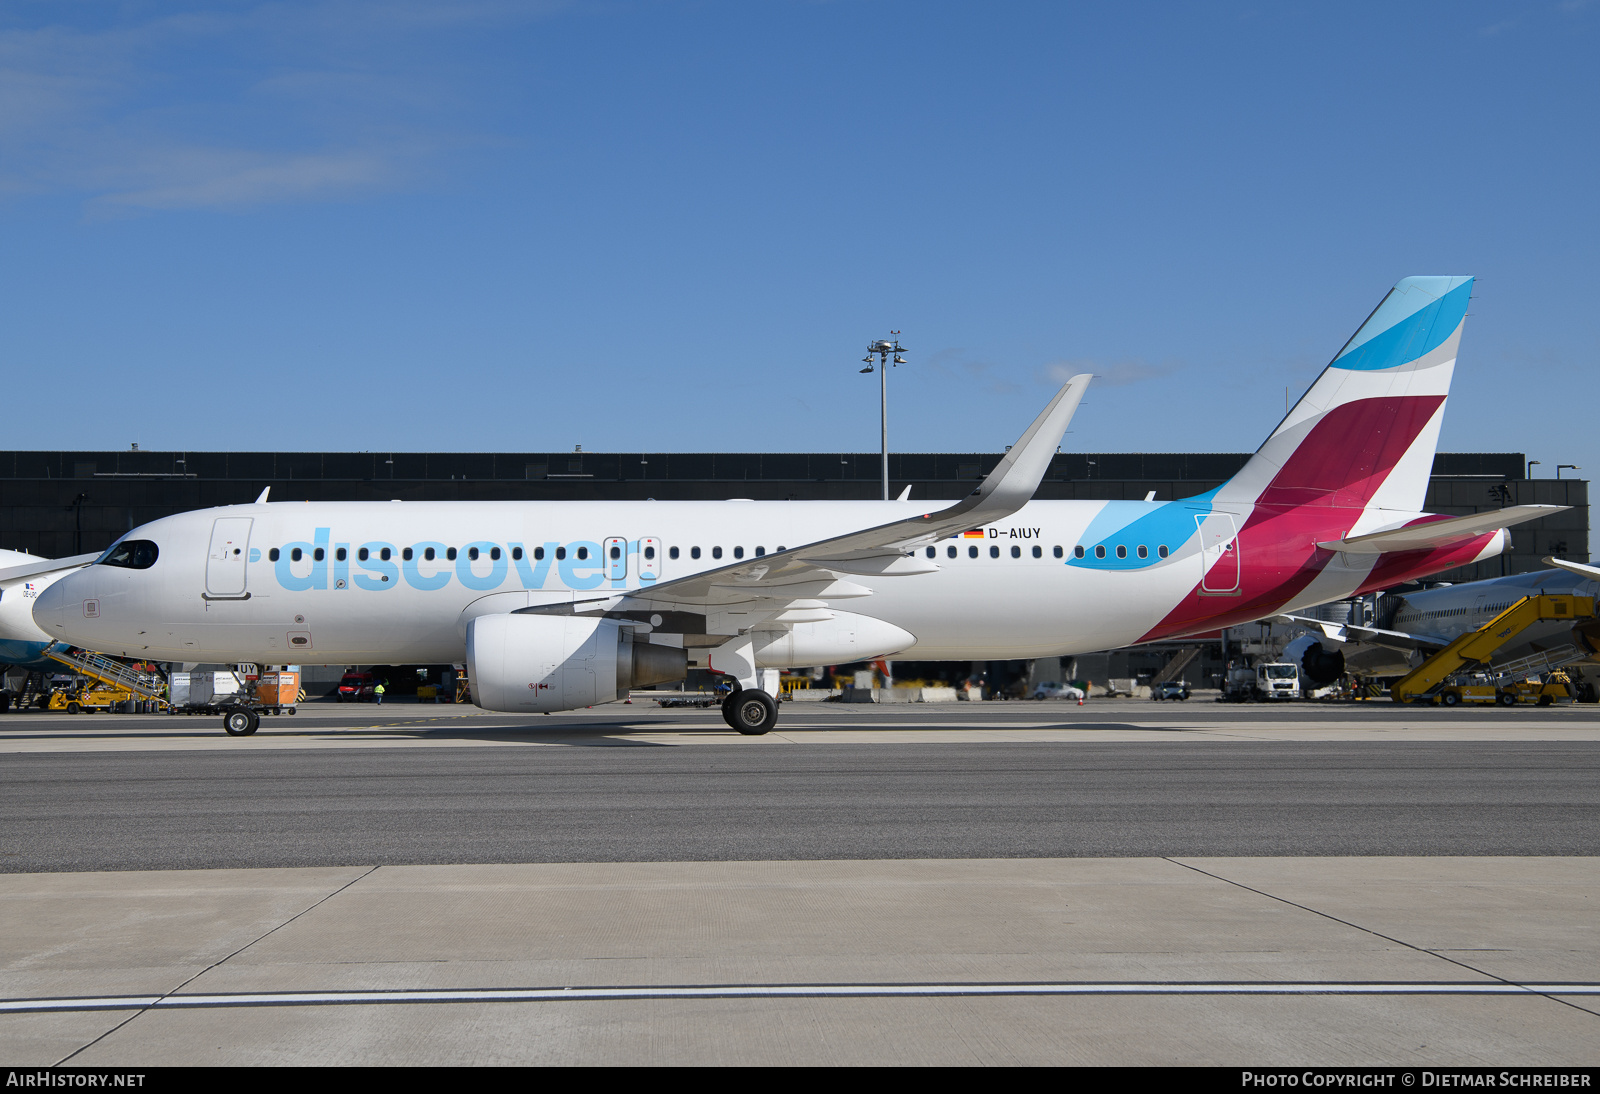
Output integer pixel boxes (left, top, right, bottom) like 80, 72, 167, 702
223, 707, 260, 736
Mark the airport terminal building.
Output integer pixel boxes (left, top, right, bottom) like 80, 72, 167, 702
1, 448, 1586, 694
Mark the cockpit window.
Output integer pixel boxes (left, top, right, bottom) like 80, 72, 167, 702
99, 540, 159, 569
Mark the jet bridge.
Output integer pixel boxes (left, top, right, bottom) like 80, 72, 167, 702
1390, 595, 1595, 703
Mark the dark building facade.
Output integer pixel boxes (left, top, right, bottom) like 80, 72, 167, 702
0, 449, 1584, 585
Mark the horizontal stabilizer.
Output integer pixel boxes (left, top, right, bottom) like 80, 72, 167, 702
1317, 505, 1563, 555
0, 552, 101, 584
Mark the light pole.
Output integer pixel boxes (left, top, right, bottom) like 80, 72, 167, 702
860, 332, 906, 501
1558, 464, 1580, 480
1527, 460, 1541, 478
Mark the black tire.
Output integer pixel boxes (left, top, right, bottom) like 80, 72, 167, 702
223, 708, 260, 736
1442, 691, 1460, 707
727, 689, 777, 735
66, 702, 80, 715
1497, 691, 1517, 707
1538, 695, 1553, 707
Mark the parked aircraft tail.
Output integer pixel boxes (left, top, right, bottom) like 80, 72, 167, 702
1215, 275, 1473, 514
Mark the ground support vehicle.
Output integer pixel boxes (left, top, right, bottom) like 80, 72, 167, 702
336, 672, 377, 702
42, 646, 168, 713
1220, 664, 1300, 700
1392, 595, 1595, 705
1151, 681, 1191, 700
45, 679, 136, 714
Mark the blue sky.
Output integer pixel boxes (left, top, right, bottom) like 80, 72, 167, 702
1, 1, 1595, 474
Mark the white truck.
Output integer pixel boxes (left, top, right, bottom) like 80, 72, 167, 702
1221, 662, 1301, 701
1253, 662, 1301, 699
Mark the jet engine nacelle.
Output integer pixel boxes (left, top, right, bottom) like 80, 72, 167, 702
466, 613, 687, 713
752, 611, 915, 668
1282, 633, 1346, 687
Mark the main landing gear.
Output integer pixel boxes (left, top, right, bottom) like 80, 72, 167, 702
223, 707, 260, 737
721, 688, 778, 736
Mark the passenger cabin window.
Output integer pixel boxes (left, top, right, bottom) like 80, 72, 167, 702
927, 547, 937, 558
468, 547, 479, 560
380, 548, 392, 561
1074, 546, 1085, 559
733, 546, 744, 559
691, 547, 701, 559
101, 540, 160, 569
314, 547, 325, 562
1158, 545, 1169, 558
269, 548, 281, 562
1116, 545, 1127, 559
336, 547, 347, 561
446, 547, 457, 561
490, 547, 501, 561
576, 547, 588, 560
292, 548, 304, 562
645, 545, 656, 559
1053, 546, 1063, 558
948, 546, 957, 558
1032, 546, 1042, 558
1094, 546, 1106, 559
669, 546, 680, 560
712, 547, 723, 559
402, 548, 413, 561
555, 547, 567, 561
1137, 545, 1147, 559
989, 546, 1000, 558
1010, 545, 1021, 558
609, 545, 621, 560
755, 547, 765, 557
968, 546, 978, 558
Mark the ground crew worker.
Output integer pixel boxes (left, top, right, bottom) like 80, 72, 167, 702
375, 681, 385, 705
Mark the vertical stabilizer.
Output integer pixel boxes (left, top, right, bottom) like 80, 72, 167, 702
1215, 275, 1473, 513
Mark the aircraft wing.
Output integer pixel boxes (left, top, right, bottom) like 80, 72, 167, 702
1274, 614, 1453, 653
525, 374, 1091, 622
1544, 556, 1600, 582
1316, 506, 1564, 554
0, 552, 101, 585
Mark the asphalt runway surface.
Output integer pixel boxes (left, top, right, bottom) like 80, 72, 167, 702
4, 716, 1599, 869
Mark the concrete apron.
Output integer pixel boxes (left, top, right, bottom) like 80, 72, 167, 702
3, 856, 1599, 1066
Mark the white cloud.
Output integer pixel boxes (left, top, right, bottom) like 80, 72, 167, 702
0, 0, 567, 212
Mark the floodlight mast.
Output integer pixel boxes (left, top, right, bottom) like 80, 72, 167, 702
860, 332, 907, 501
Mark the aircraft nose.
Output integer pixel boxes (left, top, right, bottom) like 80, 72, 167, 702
32, 571, 86, 642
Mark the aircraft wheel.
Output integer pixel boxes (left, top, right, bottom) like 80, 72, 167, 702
1496, 691, 1517, 707
728, 689, 777, 736
1442, 691, 1460, 707
223, 708, 260, 737
720, 691, 739, 729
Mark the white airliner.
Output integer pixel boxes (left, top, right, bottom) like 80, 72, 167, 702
33, 276, 1563, 735
0, 550, 97, 673
1279, 557, 1600, 687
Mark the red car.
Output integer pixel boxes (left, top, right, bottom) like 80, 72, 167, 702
337, 672, 377, 702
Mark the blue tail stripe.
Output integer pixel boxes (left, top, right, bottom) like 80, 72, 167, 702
1331, 279, 1472, 372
